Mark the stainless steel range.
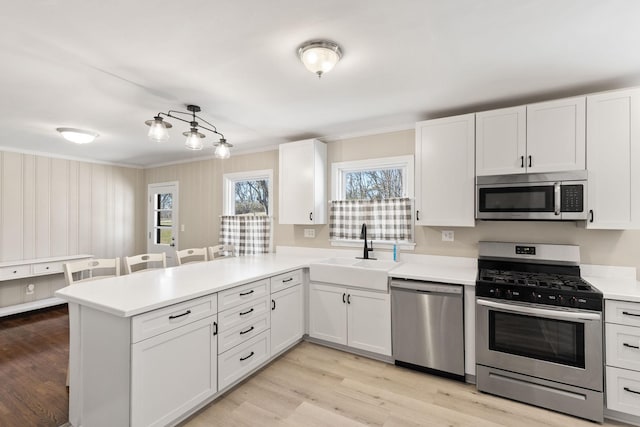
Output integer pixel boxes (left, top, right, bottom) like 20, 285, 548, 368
475, 241, 604, 423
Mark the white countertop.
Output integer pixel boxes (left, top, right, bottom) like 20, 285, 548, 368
585, 276, 640, 303
389, 262, 477, 286
56, 254, 319, 317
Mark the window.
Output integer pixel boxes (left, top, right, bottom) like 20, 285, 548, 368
223, 170, 273, 216
221, 170, 273, 255
330, 156, 414, 247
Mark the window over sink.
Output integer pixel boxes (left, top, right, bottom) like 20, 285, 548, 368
330, 156, 414, 248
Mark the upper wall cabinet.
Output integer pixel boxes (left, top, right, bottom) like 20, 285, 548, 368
586, 88, 640, 229
475, 97, 586, 176
278, 139, 327, 225
415, 114, 476, 227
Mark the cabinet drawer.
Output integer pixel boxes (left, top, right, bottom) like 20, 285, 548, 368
218, 279, 269, 312
218, 330, 270, 390
606, 323, 640, 371
218, 313, 270, 354
132, 294, 217, 343
0, 265, 30, 280
606, 366, 640, 417
218, 297, 270, 330
606, 300, 640, 327
32, 261, 64, 275
270, 269, 303, 293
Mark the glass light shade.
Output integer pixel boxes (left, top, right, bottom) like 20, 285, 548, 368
184, 131, 204, 150
214, 142, 230, 159
56, 127, 99, 144
147, 119, 170, 142
298, 40, 342, 77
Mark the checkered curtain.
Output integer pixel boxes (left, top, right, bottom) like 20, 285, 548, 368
329, 197, 412, 241
219, 216, 271, 255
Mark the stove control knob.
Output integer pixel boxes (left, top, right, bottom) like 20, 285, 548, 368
557, 295, 565, 305
530, 291, 538, 302
569, 296, 578, 307
494, 288, 502, 298
505, 290, 513, 299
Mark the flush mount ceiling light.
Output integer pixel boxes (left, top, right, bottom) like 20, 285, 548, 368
297, 39, 343, 78
144, 104, 232, 158
56, 127, 99, 144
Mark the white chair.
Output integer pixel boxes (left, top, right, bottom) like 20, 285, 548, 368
175, 248, 208, 265
208, 244, 236, 260
124, 252, 167, 274
63, 258, 121, 285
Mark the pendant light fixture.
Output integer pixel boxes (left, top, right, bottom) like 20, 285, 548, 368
297, 40, 343, 78
144, 105, 232, 157
56, 127, 99, 144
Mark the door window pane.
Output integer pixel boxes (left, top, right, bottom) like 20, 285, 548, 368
156, 193, 173, 210
156, 228, 172, 245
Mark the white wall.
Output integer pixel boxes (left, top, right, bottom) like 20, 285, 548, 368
0, 151, 146, 308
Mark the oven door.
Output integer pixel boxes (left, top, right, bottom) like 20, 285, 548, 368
476, 182, 559, 220
476, 298, 602, 391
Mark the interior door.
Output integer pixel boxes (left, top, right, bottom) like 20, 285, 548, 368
148, 182, 179, 266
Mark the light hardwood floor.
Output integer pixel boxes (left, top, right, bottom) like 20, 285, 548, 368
182, 342, 629, 427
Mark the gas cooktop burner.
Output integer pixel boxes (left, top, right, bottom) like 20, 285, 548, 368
479, 269, 597, 292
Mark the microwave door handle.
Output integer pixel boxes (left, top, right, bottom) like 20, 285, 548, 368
476, 299, 601, 321
554, 182, 561, 216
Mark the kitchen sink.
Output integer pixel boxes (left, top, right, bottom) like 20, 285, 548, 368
309, 257, 400, 291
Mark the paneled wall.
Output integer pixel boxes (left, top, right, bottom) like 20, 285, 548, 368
0, 151, 146, 308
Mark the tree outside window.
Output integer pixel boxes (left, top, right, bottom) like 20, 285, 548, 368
345, 168, 403, 200
234, 179, 269, 215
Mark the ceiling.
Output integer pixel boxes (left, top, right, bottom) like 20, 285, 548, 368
2, 0, 640, 167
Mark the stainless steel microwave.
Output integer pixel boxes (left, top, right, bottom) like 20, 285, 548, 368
476, 171, 588, 220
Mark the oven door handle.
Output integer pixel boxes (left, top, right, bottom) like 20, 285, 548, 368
554, 182, 561, 216
477, 299, 601, 321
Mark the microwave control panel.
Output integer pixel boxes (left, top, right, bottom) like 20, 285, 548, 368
561, 185, 584, 212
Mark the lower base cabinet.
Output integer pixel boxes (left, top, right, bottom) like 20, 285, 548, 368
271, 284, 304, 355
131, 315, 218, 427
309, 283, 391, 356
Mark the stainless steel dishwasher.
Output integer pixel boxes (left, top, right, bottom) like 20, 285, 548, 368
391, 279, 465, 380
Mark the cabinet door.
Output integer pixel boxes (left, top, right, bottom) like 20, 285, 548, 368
271, 284, 304, 355
476, 106, 527, 176
586, 88, 640, 229
131, 315, 217, 427
526, 96, 586, 173
278, 139, 327, 224
415, 114, 475, 226
308, 283, 347, 345
347, 289, 391, 356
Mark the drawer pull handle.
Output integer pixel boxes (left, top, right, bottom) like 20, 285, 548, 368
622, 311, 640, 318
239, 290, 255, 297
240, 351, 254, 361
624, 387, 640, 396
623, 343, 640, 350
168, 310, 191, 320
239, 308, 254, 316
240, 326, 255, 335
282, 277, 293, 283
13, 270, 17, 274
45, 266, 50, 270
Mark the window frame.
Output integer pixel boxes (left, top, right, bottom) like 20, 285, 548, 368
223, 169, 273, 216
330, 155, 415, 249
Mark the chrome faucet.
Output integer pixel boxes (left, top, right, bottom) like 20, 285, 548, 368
357, 223, 375, 260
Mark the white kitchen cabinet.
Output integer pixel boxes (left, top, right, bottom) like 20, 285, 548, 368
605, 299, 640, 420
415, 113, 476, 227
586, 88, 640, 229
278, 139, 327, 224
475, 97, 586, 176
526, 96, 586, 173
131, 315, 218, 427
476, 106, 527, 176
270, 283, 304, 355
346, 288, 391, 356
308, 283, 391, 356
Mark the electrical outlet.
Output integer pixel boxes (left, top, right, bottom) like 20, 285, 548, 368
441, 230, 454, 242
181, 224, 185, 232
26, 284, 35, 295
304, 228, 315, 238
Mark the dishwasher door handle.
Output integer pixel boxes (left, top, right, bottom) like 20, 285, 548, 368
391, 280, 463, 295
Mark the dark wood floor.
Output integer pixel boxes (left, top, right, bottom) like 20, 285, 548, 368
0, 305, 69, 427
